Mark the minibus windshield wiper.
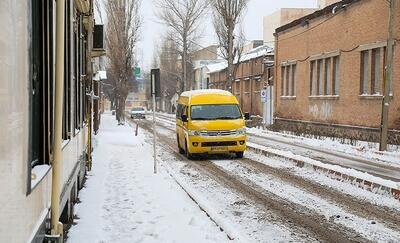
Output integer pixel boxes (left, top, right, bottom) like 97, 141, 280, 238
191, 118, 213, 120
215, 116, 241, 120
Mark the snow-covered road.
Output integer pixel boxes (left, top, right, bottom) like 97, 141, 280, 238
67, 113, 400, 242
137, 115, 400, 242
67, 114, 231, 243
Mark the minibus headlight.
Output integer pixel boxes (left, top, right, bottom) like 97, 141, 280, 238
236, 128, 246, 135
188, 130, 200, 136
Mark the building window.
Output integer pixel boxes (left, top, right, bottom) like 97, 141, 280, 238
254, 77, 261, 91
31, 0, 54, 168
310, 56, 340, 96
235, 80, 240, 95
62, 0, 72, 140
29, 0, 54, 193
360, 47, 386, 95
176, 104, 185, 119
281, 63, 296, 97
244, 79, 250, 93
333, 56, 340, 95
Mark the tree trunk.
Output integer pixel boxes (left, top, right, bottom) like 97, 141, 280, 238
117, 96, 125, 124
110, 98, 115, 110
226, 24, 234, 93
115, 98, 119, 121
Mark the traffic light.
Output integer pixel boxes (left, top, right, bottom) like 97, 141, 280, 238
151, 68, 161, 98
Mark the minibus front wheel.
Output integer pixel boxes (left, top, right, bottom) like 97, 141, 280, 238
177, 135, 185, 154
236, 152, 244, 159
185, 140, 194, 160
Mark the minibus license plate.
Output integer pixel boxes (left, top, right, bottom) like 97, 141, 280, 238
211, 146, 227, 151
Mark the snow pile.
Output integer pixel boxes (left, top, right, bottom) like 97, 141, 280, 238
247, 142, 400, 190
247, 127, 400, 167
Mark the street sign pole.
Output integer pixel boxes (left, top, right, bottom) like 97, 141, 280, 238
150, 68, 160, 174
151, 73, 157, 174
260, 88, 267, 127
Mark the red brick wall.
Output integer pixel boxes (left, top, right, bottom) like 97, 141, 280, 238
275, 0, 400, 129
209, 55, 273, 116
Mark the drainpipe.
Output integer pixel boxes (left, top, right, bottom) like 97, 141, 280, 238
86, 12, 94, 171
273, 33, 278, 126
51, 0, 65, 238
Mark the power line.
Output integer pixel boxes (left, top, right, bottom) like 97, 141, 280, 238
239, 4, 345, 45
239, 0, 391, 45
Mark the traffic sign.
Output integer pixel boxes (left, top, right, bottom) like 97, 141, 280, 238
134, 67, 141, 78
260, 88, 268, 103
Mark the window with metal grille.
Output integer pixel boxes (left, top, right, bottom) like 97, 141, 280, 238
310, 56, 340, 96
360, 47, 386, 95
280, 63, 296, 97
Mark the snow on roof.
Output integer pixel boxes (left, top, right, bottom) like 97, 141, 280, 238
236, 45, 274, 63
193, 60, 226, 70
204, 45, 274, 74
180, 89, 232, 97
206, 62, 228, 74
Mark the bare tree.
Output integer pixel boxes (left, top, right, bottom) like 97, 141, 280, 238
159, 33, 181, 111
155, 0, 208, 92
105, 0, 141, 123
212, 0, 248, 91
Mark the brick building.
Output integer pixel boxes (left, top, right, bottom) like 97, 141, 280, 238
274, 0, 400, 143
208, 62, 227, 89
209, 46, 274, 116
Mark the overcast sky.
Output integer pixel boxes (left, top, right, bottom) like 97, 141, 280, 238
137, 0, 318, 70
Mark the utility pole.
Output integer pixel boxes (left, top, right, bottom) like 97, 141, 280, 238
151, 69, 160, 174
379, 0, 396, 151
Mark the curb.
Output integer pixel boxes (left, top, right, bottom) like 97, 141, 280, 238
158, 158, 252, 243
247, 142, 400, 200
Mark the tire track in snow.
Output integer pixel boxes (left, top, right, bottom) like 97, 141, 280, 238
238, 157, 400, 231
209, 158, 400, 242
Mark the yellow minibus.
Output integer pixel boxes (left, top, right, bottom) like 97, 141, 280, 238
176, 89, 249, 159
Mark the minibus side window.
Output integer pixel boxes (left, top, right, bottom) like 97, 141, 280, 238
176, 104, 183, 119
182, 106, 188, 118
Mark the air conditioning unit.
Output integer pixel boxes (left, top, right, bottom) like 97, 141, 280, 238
92, 25, 106, 57
93, 25, 104, 50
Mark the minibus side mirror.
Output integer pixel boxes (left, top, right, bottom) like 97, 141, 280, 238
244, 112, 250, 120
181, 114, 188, 122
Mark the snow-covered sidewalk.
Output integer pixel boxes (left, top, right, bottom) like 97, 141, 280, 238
67, 113, 229, 243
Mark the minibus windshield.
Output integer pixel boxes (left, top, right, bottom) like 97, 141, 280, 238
191, 104, 242, 120
132, 107, 144, 111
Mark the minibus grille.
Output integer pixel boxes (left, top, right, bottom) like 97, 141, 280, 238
201, 141, 237, 147
199, 130, 237, 136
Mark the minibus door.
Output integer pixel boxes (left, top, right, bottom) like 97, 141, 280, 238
180, 105, 189, 145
